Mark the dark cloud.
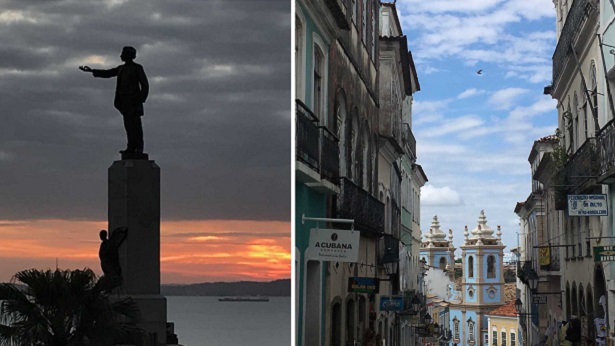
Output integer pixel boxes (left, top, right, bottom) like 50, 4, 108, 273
0, 0, 290, 221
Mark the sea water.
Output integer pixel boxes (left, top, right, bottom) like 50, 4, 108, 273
166, 296, 290, 346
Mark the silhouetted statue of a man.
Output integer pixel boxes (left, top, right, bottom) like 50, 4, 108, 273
79, 46, 149, 155
98, 227, 128, 290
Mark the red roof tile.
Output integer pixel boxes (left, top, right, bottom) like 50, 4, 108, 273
488, 300, 517, 317
537, 134, 558, 143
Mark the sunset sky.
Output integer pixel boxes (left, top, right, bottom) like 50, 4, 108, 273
0, 0, 290, 284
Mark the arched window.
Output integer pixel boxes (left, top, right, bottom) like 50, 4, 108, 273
467, 319, 475, 342
487, 255, 496, 279
580, 79, 588, 146
350, 110, 359, 182
492, 329, 497, 345
295, 14, 304, 101
362, 124, 369, 188
312, 44, 325, 119
346, 299, 355, 344
501, 329, 507, 346
439, 257, 446, 270
335, 91, 347, 178
331, 302, 342, 346
453, 317, 460, 340
511, 332, 516, 346
468, 256, 474, 278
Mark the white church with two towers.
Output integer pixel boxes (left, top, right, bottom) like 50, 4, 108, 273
421, 210, 507, 346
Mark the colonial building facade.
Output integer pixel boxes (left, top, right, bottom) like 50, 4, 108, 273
295, 1, 426, 345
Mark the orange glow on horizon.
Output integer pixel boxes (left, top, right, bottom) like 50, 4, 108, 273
0, 219, 290, 284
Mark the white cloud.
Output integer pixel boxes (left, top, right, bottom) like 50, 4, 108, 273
457, 88, 485, 99
421, 115, 484, 138
412, 99, 452, 125
422, 65, 443, 75
488, 88, 529, 110
401, 0, 503, 14
508, 98, 557, 120
422, 185, 464, 206
417, 142, 468, 155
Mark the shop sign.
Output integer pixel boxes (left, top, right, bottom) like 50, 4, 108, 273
532, 294, 547, 304
306, 228, 360, 263
348, 277, 379, 294
594, 246, 615, 262
415, 326, 430, 336
567, 194, 608, 216
379, 295, 404, 312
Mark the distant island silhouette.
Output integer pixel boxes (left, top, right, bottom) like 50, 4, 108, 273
161, 279, 290, 297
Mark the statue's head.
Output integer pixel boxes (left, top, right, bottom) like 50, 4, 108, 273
99, 230, 108, 240
120, 46, 137, 61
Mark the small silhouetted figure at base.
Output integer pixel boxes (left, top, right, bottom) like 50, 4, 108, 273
79, 46, 149, 158
98, 227, 128, 291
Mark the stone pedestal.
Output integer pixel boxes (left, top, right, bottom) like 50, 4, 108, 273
108, 159, 167, 345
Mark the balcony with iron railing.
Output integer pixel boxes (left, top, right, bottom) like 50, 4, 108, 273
553, 137, 598, 209
296, 100, 320, 172
552, 0, 595, 85
379, 235, 400, 265
597, 118, 615, 183
295, 99, 340, 186
337, 177, 385, 235
402, 123, 417, 159
516, 260, 533, 285
565, 137, 598, 192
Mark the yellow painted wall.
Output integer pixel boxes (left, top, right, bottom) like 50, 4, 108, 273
488, 316, 518, 346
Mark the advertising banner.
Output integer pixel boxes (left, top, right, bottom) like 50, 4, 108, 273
307, 228, 360, 263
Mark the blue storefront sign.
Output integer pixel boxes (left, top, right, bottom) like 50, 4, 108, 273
379, 295, 404, 312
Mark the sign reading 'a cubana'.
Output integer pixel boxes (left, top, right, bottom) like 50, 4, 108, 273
348, 277, 379, 294
307, 228, 360, 263
567, 194, 608, 216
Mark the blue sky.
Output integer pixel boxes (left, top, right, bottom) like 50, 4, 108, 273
395, 0, 558, 253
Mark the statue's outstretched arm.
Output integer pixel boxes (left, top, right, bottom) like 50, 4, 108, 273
92, 67, 119, 79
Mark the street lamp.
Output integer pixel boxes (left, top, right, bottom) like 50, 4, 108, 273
515, 298, 523, 313
433, 322, 440, 335
423, 312, 432, 325
528, 269, 539, 292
